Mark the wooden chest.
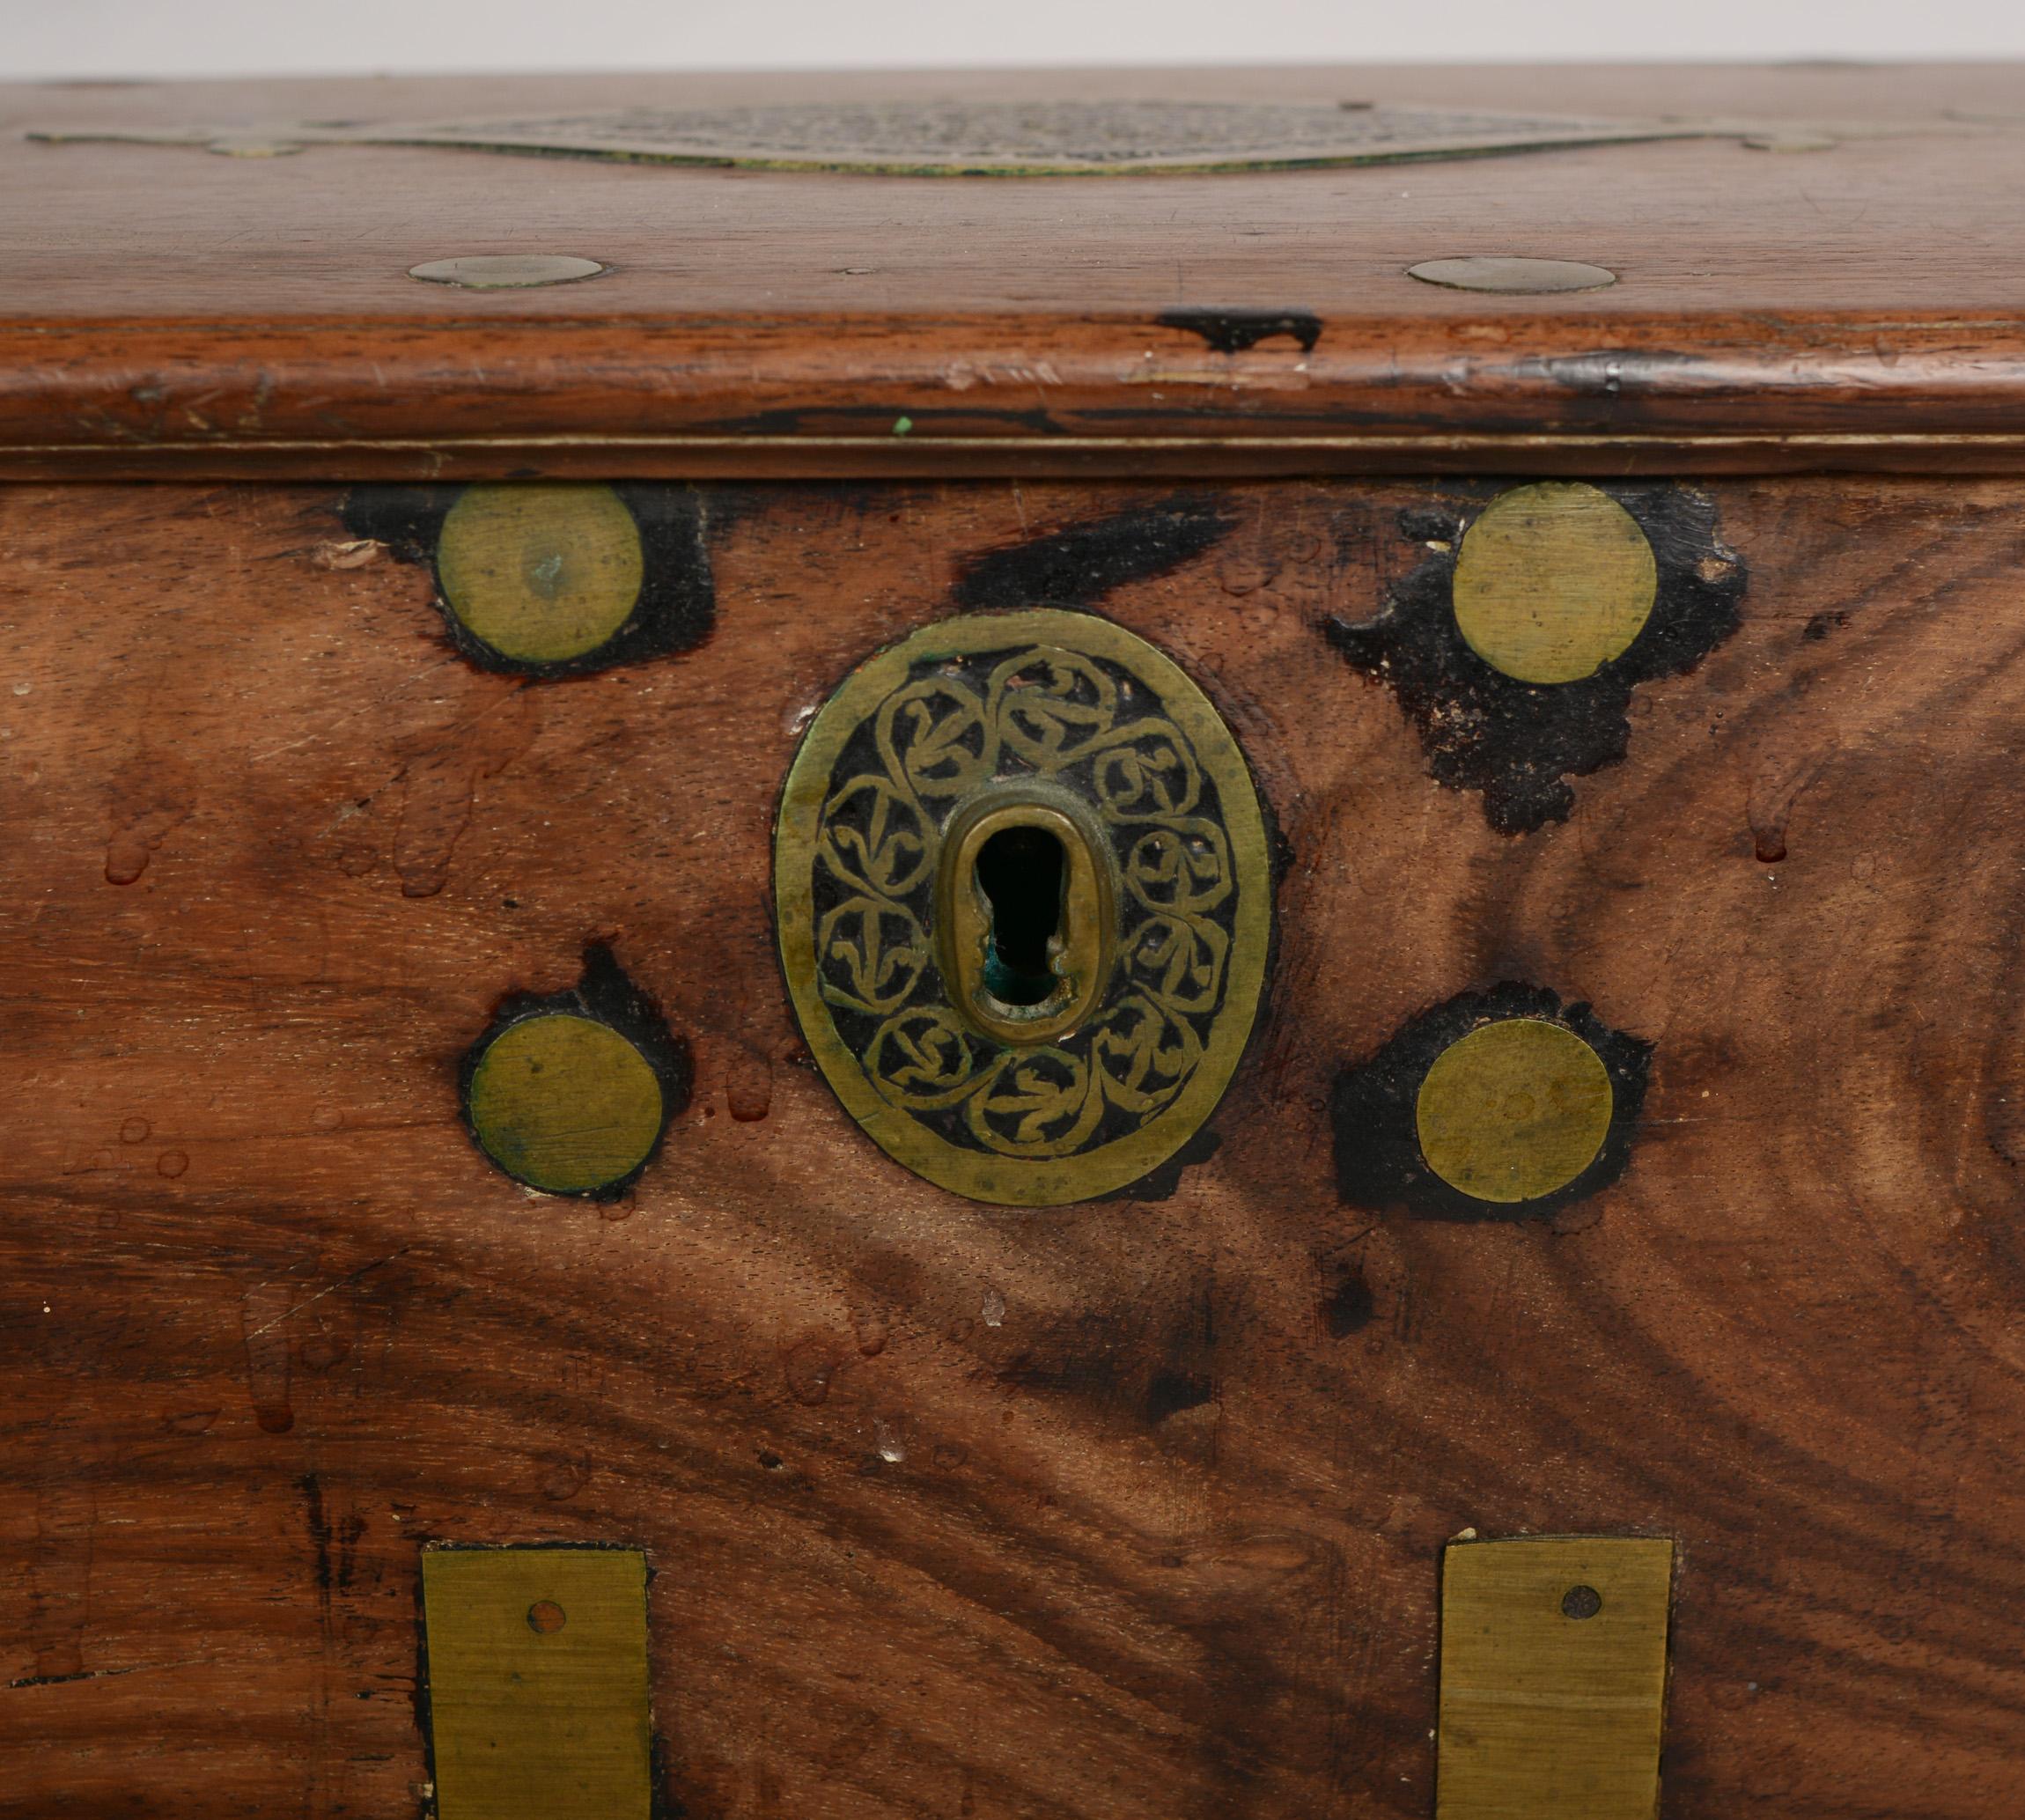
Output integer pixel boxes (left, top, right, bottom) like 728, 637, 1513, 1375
5, 62, 2025, 1820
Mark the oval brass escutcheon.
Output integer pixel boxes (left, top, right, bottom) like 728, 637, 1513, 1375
775, 609, 1271, 1205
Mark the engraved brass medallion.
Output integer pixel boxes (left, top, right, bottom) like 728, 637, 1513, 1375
32, 101, 1753, 174
776, 609, 1270, 1205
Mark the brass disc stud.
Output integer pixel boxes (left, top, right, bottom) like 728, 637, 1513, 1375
467, 1013, 665, 1195
1415, 1018, 1614, 1204
435, 483, 644, 665
1452, 483, 1658, 684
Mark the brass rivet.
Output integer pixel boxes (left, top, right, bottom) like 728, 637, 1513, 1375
526, 1600, 568, 1634
1415, 1018, 1613, 1203
1452, 483, 1657, 684
408, 254, 608, 290
436, 483, 644, 664
468, 1013, 664, 1194
1561, 1584, 1603, 1620
1406, 255, 1617, 294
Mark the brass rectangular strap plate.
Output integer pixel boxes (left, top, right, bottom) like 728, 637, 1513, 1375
421, 1544, 653, 1820
1437, 1536, 1674, 1820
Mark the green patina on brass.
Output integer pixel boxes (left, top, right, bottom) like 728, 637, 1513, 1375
467, 1013, 664, 1195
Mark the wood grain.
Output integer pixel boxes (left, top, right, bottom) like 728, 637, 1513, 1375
4, 475, 2025, 1817
3, 65, 2025, 477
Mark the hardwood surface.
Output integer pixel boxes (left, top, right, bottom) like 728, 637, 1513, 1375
4, 475, 2025, 1816
4, 65, 2025, 477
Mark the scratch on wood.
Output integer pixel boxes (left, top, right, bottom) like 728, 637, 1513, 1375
8, 1658, 204, 1692
394, 684, 541, 897
239, 1282, 297, 1434
1749, 738, 1838, 863
243, 1249, 415, 1340
28, 1470, 95, 1682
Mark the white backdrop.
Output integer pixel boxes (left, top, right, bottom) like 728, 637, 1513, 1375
10, 0, 2025, 77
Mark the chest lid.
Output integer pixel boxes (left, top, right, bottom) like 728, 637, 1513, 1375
4, 63, 2024, 480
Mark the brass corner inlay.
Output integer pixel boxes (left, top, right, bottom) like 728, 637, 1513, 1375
1438, 1535, 1674, 1820
421, 1545, 652, 1820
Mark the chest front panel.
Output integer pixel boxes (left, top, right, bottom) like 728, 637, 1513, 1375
4, 475, 2022, 1817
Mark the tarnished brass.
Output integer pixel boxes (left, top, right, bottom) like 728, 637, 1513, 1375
421, 1545, 652, 1820
1439, 1536, 1674, 1820
936, 785, 1116, 1048
466, 1013, 664, 1194
1452, 483, 1658, 684
1416, 1017, 1614, 1203
435, 482, 644, 662
776, 608, 1270, 1205
39, 105, 1751, 176
409, 254, 608, 289
1407, 256, 1619, 294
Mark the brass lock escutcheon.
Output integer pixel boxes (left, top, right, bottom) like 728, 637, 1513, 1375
774, 608, 1270, 1205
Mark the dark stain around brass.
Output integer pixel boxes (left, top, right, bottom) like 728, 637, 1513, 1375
341, 482, 715, 678
1325, 482, 1746, 834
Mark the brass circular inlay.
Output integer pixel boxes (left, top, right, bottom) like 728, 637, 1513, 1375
408, 254, 608, 289
776, 608, 1270, 1206
1406, 255, 1617, 293
1415, 1018, 1613, 1203
1452, 483, 1658, 684
467, 1013, 665, 1194
435, 483, 644, 664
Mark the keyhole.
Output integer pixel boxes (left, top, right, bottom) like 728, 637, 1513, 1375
935, 792, 1114, 1048
975, 826, 1064, 1006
